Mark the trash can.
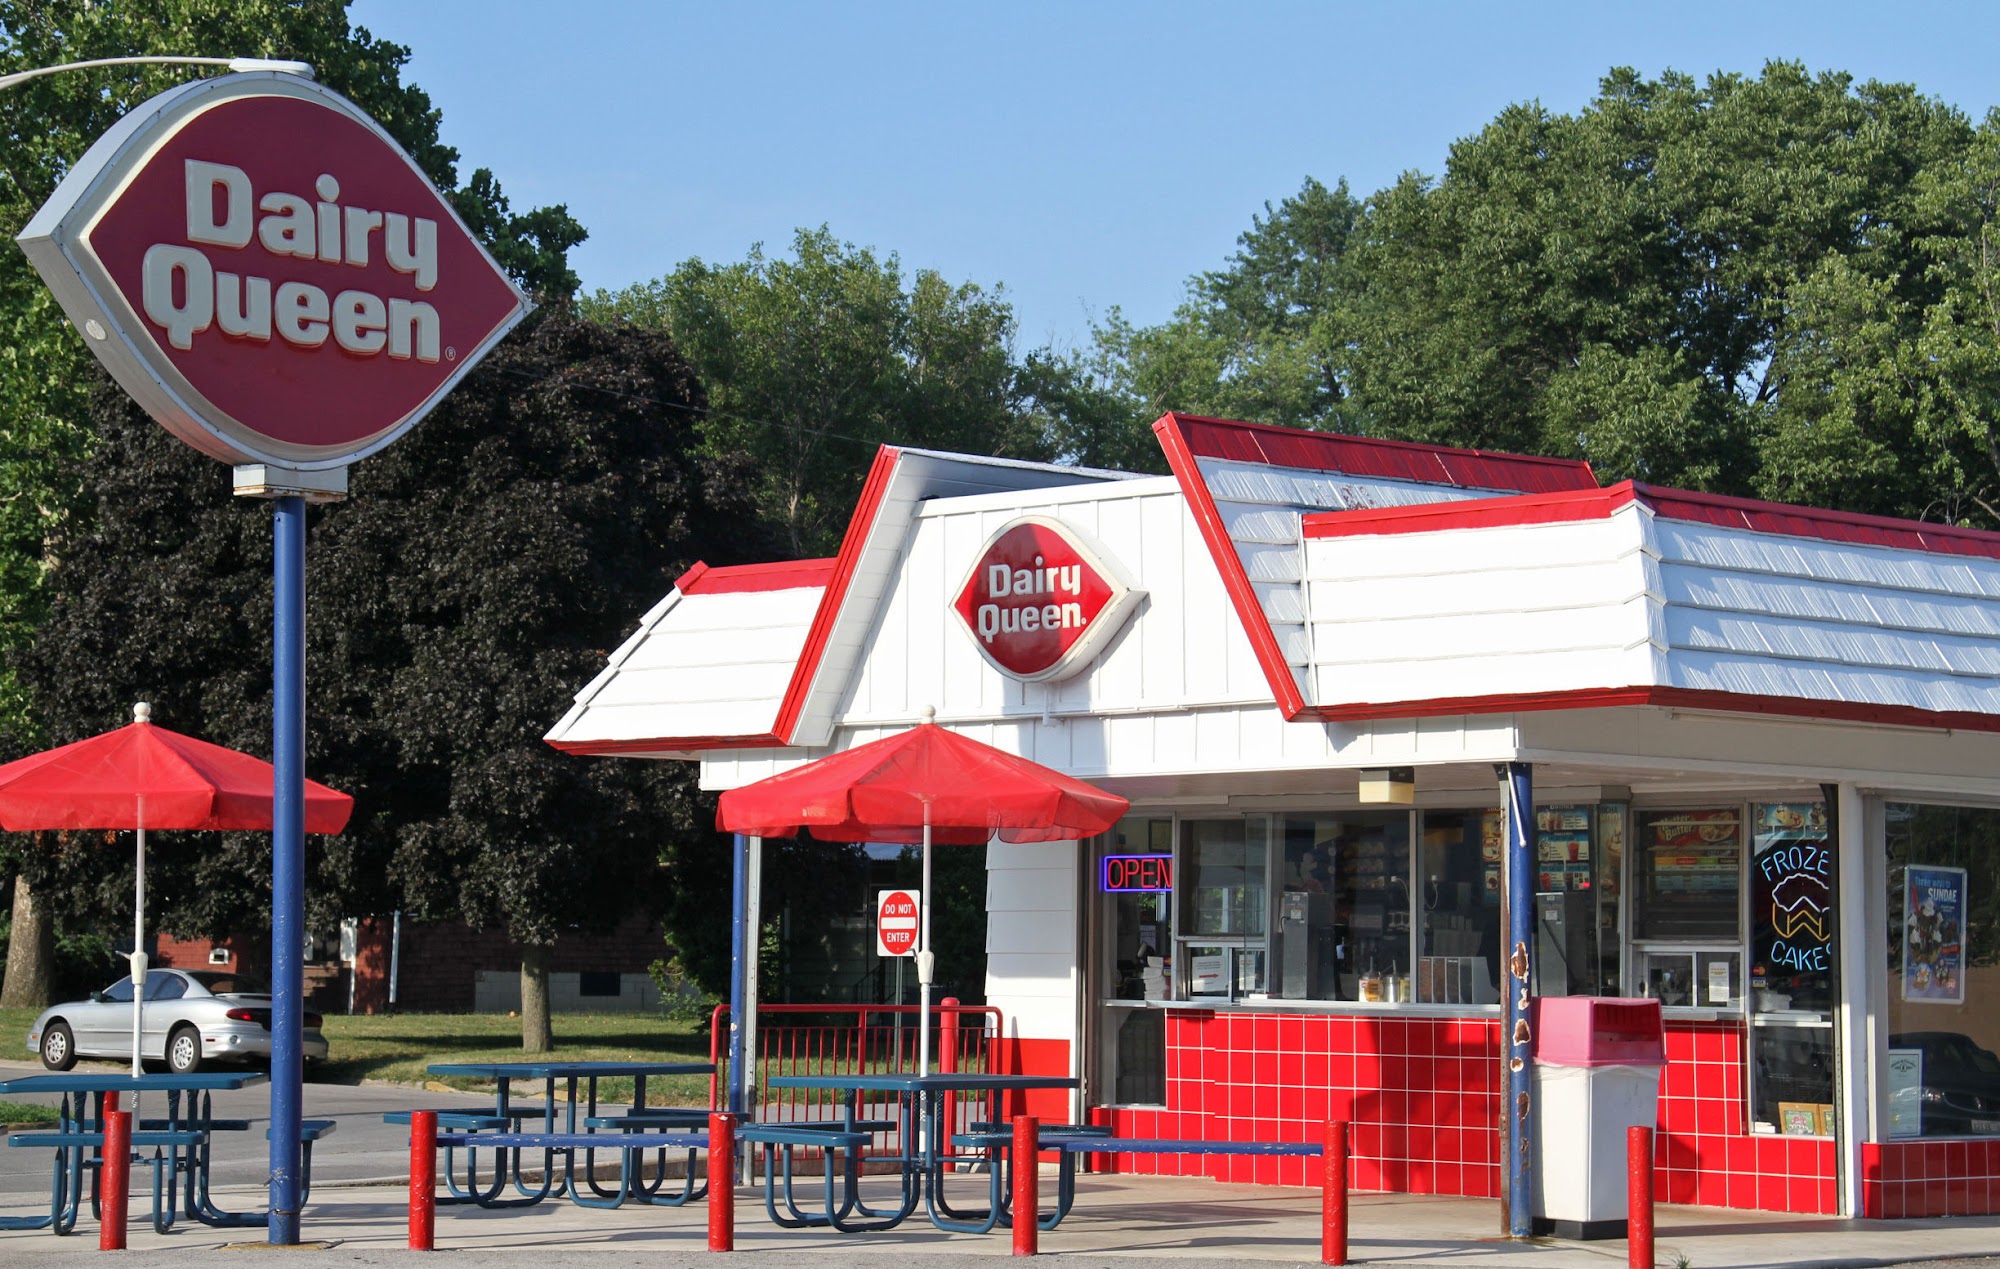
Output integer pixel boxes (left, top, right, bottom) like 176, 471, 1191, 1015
1529, 997, 1665, 1239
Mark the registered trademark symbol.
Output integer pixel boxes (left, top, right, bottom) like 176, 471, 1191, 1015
445, 346, 457, 361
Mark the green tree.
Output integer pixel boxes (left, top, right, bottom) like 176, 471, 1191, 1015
1100, 178, 1364, 434
13, 308, 759, 1050
1110, 63, 1990, 509
587, 227, 1070, 556
0, 0, 586, 1008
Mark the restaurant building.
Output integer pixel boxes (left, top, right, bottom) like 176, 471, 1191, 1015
548, 413, 2000, 1222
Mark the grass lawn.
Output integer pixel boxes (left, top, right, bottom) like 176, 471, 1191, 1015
317, 1012, 716, 1104
0, 1099, 59, 1126
0, 1005, 715, 1106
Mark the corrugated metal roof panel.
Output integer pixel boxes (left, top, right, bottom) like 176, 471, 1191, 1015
546, 581, 824, 748
1655, 520, 2000, 599
1667, 609, 2000, 677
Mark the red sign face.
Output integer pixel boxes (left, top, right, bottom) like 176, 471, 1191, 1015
877, 889, 919, 957
952, 516, 1139, 681
19, 73, 528, 469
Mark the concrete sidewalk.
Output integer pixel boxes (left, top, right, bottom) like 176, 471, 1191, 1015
5, 1169, 1999, 1267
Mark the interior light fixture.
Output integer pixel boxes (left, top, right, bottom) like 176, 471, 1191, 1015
1358, 766, 1415, 805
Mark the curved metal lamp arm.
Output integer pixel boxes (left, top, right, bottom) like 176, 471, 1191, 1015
0, 55, 313, 91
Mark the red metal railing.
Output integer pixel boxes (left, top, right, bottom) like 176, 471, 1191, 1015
707, 1000, 1003, 1158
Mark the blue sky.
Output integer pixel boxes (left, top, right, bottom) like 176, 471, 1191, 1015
347, 1, 2000, 355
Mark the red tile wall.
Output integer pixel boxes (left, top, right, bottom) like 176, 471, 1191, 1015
1862, 1139, 2000, 1218
1099, 1010, 1853, 1215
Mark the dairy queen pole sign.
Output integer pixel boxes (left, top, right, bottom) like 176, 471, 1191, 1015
17, 69, 528, 1244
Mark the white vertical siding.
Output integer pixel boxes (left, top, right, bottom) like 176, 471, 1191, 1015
841, 479, 1275, 729
984, 840, 1080, 1045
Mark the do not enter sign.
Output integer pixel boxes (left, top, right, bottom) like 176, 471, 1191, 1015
876, 889, 920, 958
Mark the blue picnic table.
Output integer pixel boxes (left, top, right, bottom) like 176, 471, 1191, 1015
763, 1072, 1079, 1233
407, 1060, 715, 1208
0, 1070, 287, 1234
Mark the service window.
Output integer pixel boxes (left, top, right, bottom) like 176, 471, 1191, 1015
1096, 816, 1173, 1105
1417, 809, 1500, 1003
1178, 818, 1269, 998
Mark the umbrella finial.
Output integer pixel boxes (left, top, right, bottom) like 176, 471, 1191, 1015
919, 705, 936, 726
132, 702, 151, 724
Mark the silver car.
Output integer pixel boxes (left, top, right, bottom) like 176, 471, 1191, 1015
26, 968, 329, 1073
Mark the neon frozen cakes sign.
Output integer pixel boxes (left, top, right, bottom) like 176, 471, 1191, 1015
952, 516, 1141, 681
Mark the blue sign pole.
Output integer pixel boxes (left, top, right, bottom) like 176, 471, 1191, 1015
1500, 761, 1535, 1238
268, 493, 306, 1244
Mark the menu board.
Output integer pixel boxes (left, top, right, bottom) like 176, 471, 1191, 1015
1480, 812, 1503, 905
1536, 805, 1594, 892
1637, 808, 1742, 939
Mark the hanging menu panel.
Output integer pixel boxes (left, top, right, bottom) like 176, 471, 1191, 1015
1637, 808, 1743, 939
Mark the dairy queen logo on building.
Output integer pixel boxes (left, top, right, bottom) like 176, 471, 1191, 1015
952, 515, 1142, 681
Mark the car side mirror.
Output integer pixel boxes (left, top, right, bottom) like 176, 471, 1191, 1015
89, 990, 107, 1003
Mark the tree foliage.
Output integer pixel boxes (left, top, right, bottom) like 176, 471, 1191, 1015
9, 309, 757, 1025
1104, 62, 2000, 526
585, 227, 1134, 555
0, 0, 585, 742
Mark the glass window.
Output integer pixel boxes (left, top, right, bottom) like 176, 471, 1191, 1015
1103, 818, 1174, 1002
1534, 805, 1603, 995
1633, 807, 1743, 939
1417, 810, 1500, 1003
145, 971, 188, 1001
1179, 818, 1269, 998
99, 977, 136, 1003
1597, 803, 1626, 993
1747, 800, 1837, 1136
1885, 802, 2000, 1137
1098, 817, 1172, 1103
1316, 811, 1412, 1001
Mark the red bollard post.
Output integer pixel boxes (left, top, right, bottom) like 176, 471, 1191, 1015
408, 1109, 436, 1251
1628, 1125, 1654, 1269
1088, 1105, 1113, 1175
99, 1107, 130, 1251
1321, 1120, 1348, 1266
939, 997, 960, 1073
1012, 1115, 1039, 1256
709, 1112, 736, 1252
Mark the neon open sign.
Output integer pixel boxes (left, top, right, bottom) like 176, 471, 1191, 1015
1101, 854, 1172, 893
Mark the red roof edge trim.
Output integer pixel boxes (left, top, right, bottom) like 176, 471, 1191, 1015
677, 557, 838, 595
771, 446, 904, 744
1161, 412, 1599, 495
1636, 484, 2000, 562
1301, 684, 1997, 733
1304, 483, 1642, 539
549, 733, 783, 757
1154, 415, 1306, 719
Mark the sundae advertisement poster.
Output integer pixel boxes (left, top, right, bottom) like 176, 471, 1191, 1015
1902, 865, 1967, 1005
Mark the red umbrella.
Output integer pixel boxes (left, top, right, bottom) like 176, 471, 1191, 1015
717, 708, 1126, 1071
0, 703, 354, 1075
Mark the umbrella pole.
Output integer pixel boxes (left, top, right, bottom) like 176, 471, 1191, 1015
132, 823, 146, 1120
917, 808, 934, 1077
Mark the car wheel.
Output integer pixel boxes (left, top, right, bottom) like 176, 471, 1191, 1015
166, 1025, 204, 1074
39, 1021, 76, 1071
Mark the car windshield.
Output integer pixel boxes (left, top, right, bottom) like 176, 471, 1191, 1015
184, 971, 269, 996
